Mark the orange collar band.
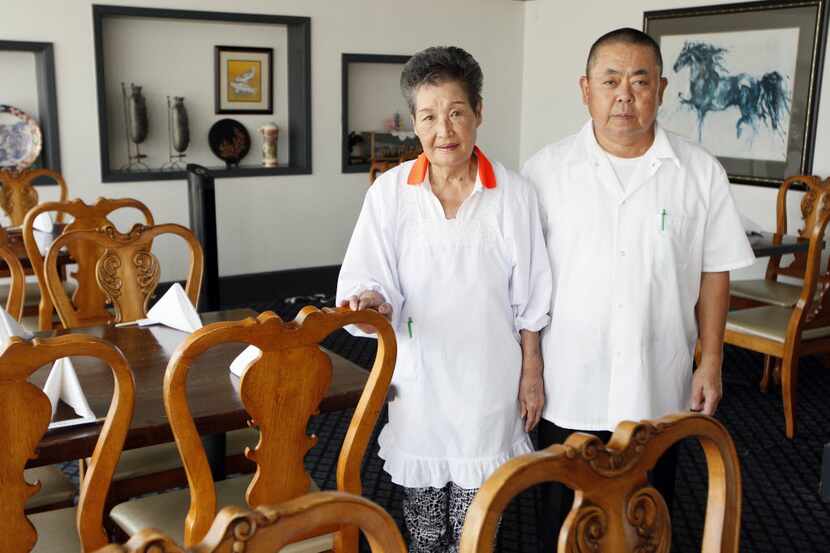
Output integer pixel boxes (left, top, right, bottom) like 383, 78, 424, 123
406, 146, 497, 189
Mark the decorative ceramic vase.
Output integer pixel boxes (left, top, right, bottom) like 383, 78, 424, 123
258, 122, 279, 167
128, 84, 148, 144
171, 97, 189, 153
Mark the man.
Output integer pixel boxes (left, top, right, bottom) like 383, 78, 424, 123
522, 28, 754, 548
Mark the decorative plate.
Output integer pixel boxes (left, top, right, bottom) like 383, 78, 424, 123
208, 119, 250, 168
0, 105, 42, 172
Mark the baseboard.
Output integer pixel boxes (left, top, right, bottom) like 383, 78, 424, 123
157, 264, 341, 309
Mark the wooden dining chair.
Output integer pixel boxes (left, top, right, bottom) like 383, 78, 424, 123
725, 195, 830, 439
23, 197, 155, 330
0, 334, 134, 553
109, 306, 396, 553
96, 492, 407, 553
0, 168, 69, 227
39, 221, 206, 515
43, 223, 203, 328
0, 226, 26, 321
730, 175, 830, 309
459, 413, 741, 553
0, 226, 77, 515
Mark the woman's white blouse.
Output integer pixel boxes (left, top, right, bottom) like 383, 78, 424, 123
336, 152, 552, 489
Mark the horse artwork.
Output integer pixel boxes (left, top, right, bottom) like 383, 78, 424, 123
660, 29, 798, 163
673, 41, 790, 142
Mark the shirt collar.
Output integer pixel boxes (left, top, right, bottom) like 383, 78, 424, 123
574, 119, 681, 169
406, 145, 497, 189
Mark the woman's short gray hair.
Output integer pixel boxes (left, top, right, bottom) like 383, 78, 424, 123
400, 46, 483, 116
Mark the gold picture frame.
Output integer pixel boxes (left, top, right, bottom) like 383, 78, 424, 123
215, 45, 273, 114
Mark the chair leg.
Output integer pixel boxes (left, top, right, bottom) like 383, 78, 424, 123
78, 458, 88, 481
334, 525, 359, 553
760, 355, 773, 392
773, 358, 782, 387
781, 353, 799, 439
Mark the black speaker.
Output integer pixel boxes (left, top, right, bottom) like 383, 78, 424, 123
822, 442, 830, 503
186, 164, 220, 312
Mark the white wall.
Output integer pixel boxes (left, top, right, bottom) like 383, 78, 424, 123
349, 62, 412, 132
0, 50, 39, 119
520, 0, 830, 279
2, 0, 525, 281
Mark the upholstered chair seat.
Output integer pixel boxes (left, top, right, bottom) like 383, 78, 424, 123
103, 427, 257, 483
24, 466, 75, 511
726, 305, 830, 343
110, 475, 332, 553
729, 279, 802, 308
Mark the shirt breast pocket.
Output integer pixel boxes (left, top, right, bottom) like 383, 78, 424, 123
654, 211, 696, 270
393, 313, 421, 384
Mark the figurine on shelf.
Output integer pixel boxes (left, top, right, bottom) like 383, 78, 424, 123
258, 122, 279, 167
383, 111, 407, 132
120, 82, 150, 171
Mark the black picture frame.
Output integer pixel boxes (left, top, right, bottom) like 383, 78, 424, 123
644, 0, 829, 187
0, 40, 61, 185
342, 53, 412, 174
92, 4, 311, 183
214, 45, 274, 114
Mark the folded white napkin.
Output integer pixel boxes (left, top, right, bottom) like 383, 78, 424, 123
137, 282, 202, 332
42, 357, 96, 429
33, 230, 52, 255
229, 345, 262, 377
0, 305, 33, 343
33, 211, 54, 233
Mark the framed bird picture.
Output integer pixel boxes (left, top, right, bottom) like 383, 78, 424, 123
214, 45, 274, 114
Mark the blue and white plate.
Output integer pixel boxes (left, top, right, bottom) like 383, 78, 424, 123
0, 105, 42, 172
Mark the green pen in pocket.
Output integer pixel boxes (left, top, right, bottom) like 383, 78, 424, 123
407, 317, 414, 338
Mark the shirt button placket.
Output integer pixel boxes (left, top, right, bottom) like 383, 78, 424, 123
611, 200, 627, 404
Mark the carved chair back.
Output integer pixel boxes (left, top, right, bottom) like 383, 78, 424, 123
0, 168, 68, 226
163, 307, 396, 551
92, 492, 407, 553
459, 413, 741, 553
784, 196, 830, 333
767, 175, 830, 282
23, 197, 155, 330
0, 334, 134, 553
0, 227, 26, 320
43, 223, 202, 328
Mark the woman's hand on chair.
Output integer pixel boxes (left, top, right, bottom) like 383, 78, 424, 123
339, 290, 393, 334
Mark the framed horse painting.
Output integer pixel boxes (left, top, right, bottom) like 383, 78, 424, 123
645, 1, 829, 187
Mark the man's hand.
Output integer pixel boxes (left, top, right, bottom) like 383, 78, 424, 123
338, 289, 392, 334
689, 355, 722, 415
519, 330, 544, 432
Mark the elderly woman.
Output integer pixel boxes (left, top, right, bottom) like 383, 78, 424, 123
337, 46, 551, 552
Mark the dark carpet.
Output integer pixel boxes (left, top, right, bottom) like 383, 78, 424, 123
261, 297, 830, 553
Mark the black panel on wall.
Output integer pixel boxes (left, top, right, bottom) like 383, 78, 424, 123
0, 40, 61, 184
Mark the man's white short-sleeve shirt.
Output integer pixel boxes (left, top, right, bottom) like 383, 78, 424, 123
522, 121, 755, 430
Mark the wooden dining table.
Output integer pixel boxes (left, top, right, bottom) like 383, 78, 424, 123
747, 230, 811, 258
0, 224, 73, 276
26, 308, 371, 468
